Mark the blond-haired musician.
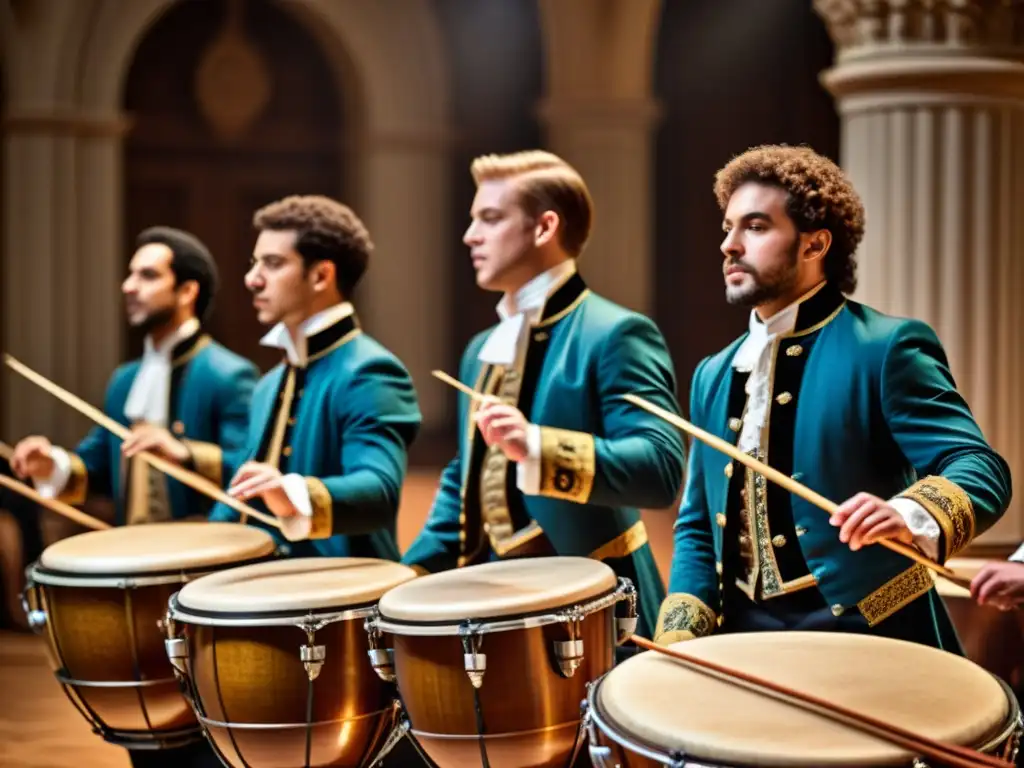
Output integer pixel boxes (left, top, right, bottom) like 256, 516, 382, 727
403, 150, 685, 640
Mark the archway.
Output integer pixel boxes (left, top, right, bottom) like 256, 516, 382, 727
123, 0, 344, 369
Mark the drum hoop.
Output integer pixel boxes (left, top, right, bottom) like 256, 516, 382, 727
196, 706, 391, 731
371, 582, 624, 637
28, 553, 273, 589
55, 671, 179, 689
167, 592, 379, 628
585, 670, 1023, 766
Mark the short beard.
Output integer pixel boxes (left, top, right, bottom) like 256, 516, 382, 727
130, 305, 176, 335
725, 239, 801, 309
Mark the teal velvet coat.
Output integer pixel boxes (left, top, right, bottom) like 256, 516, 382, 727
209, 312, 421, 561
402, 274, 686, 638
660, 283, 1012, 646
60, 332, 258, 524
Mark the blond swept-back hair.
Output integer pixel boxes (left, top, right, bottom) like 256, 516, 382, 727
470, 150, 593, 257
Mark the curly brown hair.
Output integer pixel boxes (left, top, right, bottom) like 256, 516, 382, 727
253, 195, 374, 296
713, 145, 865, 294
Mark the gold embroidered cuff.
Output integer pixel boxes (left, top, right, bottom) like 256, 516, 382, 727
654, 628, 696, 646
57, 453, 88, 506
538, 427, 595, 503
897, 475, 975, 560
305, 477, 333, 540
655, 593, 716, 641
183, 440, 222, 487
589, 521, 648, 561
856, 563, 933, 626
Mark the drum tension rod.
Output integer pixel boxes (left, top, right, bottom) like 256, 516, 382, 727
460, 625, 486, 688
364, 614, 396, 682
554, 609, 585, 678
299, 620, 327, 682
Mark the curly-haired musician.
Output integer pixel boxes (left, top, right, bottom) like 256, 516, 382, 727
657, 145, 1011, 651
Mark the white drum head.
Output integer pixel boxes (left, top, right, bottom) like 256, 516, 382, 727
377, 556, 617, 623
176, 557, 417, 614
596, 632, 1011, 767
38, 522, 275, 576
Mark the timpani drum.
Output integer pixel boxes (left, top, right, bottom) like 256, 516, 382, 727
584, 631, 1023, 767
22, 522, 276, 750
366, 556, 638, 768
165, 557, 417, 768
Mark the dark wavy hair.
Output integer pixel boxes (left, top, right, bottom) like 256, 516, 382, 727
136, 226, 218, 322
714, 145, 865, 294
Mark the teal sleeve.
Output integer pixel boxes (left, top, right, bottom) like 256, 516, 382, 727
399, 454, 463, 573
885, 320, 1012, 561
305, 356, 421, 538
534, 315, 685, 509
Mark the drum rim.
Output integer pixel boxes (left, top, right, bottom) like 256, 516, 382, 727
585, 667, 1022, 767
167, 591, 380, 627
27, 553, 275, 588
372, 582, 622, 637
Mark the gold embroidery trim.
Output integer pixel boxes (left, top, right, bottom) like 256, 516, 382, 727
264, 367, 296, 469
172, 334, 212, 368
491, 520, 546, 556
458, 365, 499, 568
480, 365, 524, 552
58, 453, 88, 506
307, 328, 362, 364
655, 593, 716, 640
183, 440, 222, 487
897, 476, 975, 560
589, 521, 648, 561
305, 477, 333, 540
538, 427, 595, 503
856, 563, 933, 626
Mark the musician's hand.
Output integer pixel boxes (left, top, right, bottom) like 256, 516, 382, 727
227, 462, 297, 518
475, 402, 529, 462
830, 492, 914, 551
10, 436, 56, 481
970, 561, 1024, 611
121, 424, 190, 464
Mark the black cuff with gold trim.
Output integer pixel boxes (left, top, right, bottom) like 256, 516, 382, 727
654, 593, 716, 645
305, 477, 333, 540
896, 475, 975, 560
58, 453, 88, 506
183, 440, 223, 487
538, 427, 595, 504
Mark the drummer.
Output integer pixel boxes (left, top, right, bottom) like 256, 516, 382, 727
10, 226, 258, 528
205, 195, 422, 560
656, 145, 1011, 650
402, 150, 685, 640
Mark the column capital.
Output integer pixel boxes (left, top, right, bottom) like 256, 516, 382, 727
535, 95, 663, 132
815, 0, 1024, 63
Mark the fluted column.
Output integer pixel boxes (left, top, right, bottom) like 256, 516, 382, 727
2, 111, 128, 447
355, 130, 452, 435
817, 0, 1024, 546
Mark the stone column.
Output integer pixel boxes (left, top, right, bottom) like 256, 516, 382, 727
536, 97, 662, 315
2, 110, 128, 447
355, 129, 453, 435
816, 0, 1024, 546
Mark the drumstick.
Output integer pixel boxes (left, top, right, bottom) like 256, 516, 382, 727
630, 634, 1011, 768
0, 473, 111, 531
622, 393, 970, 587
431, 370, 499, 402
4, 354, 283, 531
0, 441, 12, 462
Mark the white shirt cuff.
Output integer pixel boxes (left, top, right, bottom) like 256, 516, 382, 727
277, 473, 312, 541
35, 447, 72, 498
1009, 542, 1024, 563
515, 424, 542, 495
888, 496, 941, 562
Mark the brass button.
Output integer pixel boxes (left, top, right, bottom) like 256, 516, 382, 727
724, 462, 734, 478
775, 392, 793, 405
831, 604, 844, 617
715, 561, 723, 575
171, 420, 185, 435
786, 344, 803, 357
288, 417, 296, 426
282, 446, 292, 457
728, 417, 742, 432
715, 513, 727, 528
717, 615, 725, 627
772, 534, 787, 548
739, 534, 750, 545
795, 526, 808, 536
534, 332, 549, 341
